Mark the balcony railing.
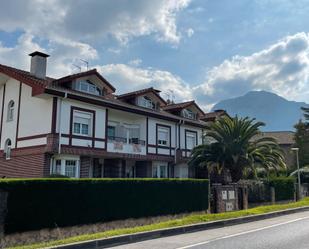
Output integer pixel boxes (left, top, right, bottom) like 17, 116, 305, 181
107, 136, 146, 146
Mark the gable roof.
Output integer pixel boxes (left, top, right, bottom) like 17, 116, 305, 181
163, 100, 205, 115
54, 69, 116, 92
117, 87, 167, 105
0, 63, 53, 88
201, 110, 228, 122
0, 64, 116, 95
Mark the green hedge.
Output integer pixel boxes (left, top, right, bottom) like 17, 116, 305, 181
0, 178, 209, 234
267, 177, 295, 201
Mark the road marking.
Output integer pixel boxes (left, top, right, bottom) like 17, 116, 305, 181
176, 216, 309, 249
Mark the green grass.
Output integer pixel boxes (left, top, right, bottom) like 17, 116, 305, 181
8, 198, 309, 249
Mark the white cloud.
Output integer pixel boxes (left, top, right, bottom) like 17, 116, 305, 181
186, 28, 194, 38
128, 59, 142, 67
97, 63, 193, 101
193, 32, 309, 107
0, 0, 191, 46
0, 33, 97, 77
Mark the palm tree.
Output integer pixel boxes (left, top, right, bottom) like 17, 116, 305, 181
189, 116, 286, 183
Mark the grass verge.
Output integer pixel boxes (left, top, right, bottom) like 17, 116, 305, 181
8, 198, 309, 249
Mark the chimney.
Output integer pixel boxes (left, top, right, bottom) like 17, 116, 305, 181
29, 51, 50, 79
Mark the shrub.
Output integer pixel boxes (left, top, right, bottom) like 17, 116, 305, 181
267, 177, 295, 201
0, 178, 209, 234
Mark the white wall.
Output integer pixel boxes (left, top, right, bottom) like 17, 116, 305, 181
57, 98, 106, 149
18, 83, 53, 137
1, 79, 21, 149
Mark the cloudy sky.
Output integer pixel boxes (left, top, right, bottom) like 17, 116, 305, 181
1, 0, 309, 110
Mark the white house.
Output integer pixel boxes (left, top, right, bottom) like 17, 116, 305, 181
0, 51, 209, 179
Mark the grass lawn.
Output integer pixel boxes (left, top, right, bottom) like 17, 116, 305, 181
8, 198, 309, 249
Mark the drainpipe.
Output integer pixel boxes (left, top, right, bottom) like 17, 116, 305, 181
174, 119, 184, 164
58, 92, 67, 154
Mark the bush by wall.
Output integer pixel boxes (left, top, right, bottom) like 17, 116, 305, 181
0, 178, 209, 234
267, 177, 295, 201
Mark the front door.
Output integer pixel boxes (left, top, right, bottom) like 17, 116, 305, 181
92, 158, 103, 178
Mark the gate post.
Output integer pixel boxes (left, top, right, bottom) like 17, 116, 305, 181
0, 190, 8, 240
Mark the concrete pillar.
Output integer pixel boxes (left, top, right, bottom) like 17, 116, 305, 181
0, 190, 8, 239
270, 187, 276, 205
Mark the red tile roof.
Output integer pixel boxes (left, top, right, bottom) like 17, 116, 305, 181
117, 87, 166, 105
54, 68, 116, 92
0, 63, 54, 88
201, 110, 228, 121
163, 100, 205, 115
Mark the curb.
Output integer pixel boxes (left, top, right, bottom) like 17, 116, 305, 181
50, 206, 309, 249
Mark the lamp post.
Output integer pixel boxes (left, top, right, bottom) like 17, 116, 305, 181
291, 147, 301, 200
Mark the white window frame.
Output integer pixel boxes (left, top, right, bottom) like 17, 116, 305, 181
152, 162, 168, 178
7, 100, 14, 122
182, 109, 196, 120
4, 139, 12, 160
138, 96, 155, 110
75, 80, 102, 96
157, 127, 170, 146
186, 132, 197, 150
72, 111, 93, 137
51, 157, 80, 178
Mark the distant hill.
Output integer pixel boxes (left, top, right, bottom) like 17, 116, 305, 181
212, 91, 308, 131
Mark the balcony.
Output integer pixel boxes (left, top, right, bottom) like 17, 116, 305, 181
107, 136, 146, 155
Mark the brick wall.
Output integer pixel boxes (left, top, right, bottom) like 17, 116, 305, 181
0, 149, 49, 178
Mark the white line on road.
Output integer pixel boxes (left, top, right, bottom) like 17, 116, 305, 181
176, 216, 309, 249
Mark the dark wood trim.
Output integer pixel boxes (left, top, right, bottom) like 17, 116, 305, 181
15, 82, 22, 148
69, 106, 96, 147
146, 117, 148, 154
156, 123, 172, 156
17, 133, 50, 141
44, 89, 207, 128
62, 133, 105, 142
51, 97, 58, 134
60, 145, 175, 161
0, 84, 6, 144
92, 109, 96, 148
148, 144, 175, 150
105, 108, 108, 151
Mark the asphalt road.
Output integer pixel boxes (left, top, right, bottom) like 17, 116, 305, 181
111, 210, 309, 249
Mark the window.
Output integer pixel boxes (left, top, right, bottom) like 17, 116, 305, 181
158, 127, 169, 146
75, 80, 102, 96
65, 160, 77, 178
186, 132, 197, 150
55, 159, 62, 174
152, 164, 168, 178
4, 139, 11, 160
7, 100, 14, 121
108, 122, 142, 144
51, 158, 79, 178
107, 125, 116, 139
182, 109, 196, 120
73, 111, 92, 136
138, 96, 156, 110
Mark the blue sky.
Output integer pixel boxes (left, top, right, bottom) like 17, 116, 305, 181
0, 0, 309, 110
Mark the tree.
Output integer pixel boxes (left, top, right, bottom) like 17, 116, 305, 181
301, 107, 309, 123
294, 107, 309, 167
189, 116, 286, 183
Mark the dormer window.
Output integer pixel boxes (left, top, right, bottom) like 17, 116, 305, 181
138, 96, 156, 110
182, 109, 196, 120
75, 80, 102, 96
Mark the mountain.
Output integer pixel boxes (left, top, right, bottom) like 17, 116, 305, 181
212, 91, 308, 131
